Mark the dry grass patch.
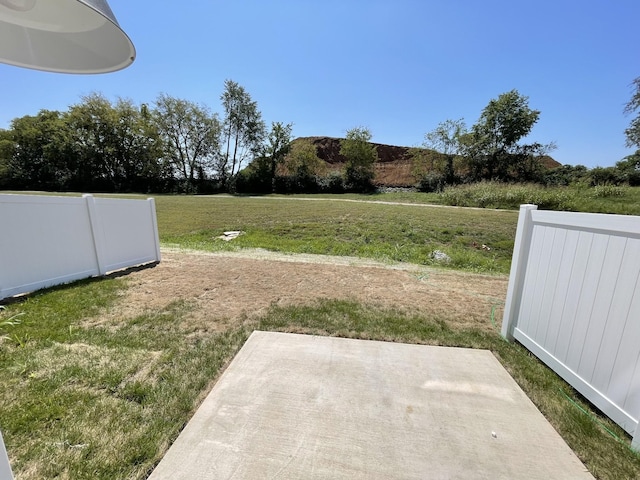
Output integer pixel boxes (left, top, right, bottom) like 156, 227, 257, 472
93, 249, 508, 336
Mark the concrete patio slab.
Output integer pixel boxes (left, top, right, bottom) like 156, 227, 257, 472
148, 331, 593, 479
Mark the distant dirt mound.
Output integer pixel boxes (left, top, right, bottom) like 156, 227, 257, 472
291, 136, 562, 187
294, 136, 417, 187
297, 136, 413, 165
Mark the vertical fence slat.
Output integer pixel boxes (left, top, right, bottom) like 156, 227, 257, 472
584, 236, 629, 390
534, 228, 562, 342
528, 226, 557, 340
547, 229, 578, 353
555, 231, 592, 364
568, 234, 608, 378
616, 270, 640, 416
517, 225, 546, 336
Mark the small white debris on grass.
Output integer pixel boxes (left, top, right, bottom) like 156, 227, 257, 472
430, 250, 451, 264
218, 231, 245, 241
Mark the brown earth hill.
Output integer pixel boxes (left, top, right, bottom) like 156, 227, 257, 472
291, 136, 562, 187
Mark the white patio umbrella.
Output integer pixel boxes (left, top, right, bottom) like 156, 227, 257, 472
0, 0, 135, 73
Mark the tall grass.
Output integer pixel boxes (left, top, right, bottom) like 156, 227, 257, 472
438, 182, 640, 214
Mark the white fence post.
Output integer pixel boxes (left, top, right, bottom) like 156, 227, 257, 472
148, 197, 162, 263
83, 194, 108, 275
0, 430, 14, 480
501, 204, 538, 341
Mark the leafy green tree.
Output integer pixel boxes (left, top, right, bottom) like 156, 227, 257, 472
465, 90, 553, 181
233, 156, 272, 193
589, 166, 625, 186
115, 99, 166, 191
510, 142, 554, 182
5, 110, 75, 190
340, 127, 378, 191
220, 80, 266, 185
624, 77, 640, 150
238, 138, 326, 194
0, 129, 14, 187
67, 93, 165, 191
541, 164, 589, 187
111, 100, 166, 191
66, 93, 118, 189
284, 139, 326, 178
262, 121, 293, 188
421, 118, 467, 184
153, 93, 221, 191
614, 153, 640, 186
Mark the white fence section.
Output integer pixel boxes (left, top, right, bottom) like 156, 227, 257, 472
0, 193, 161, 300
0, 430, 13, 480
502, 204, 640, 449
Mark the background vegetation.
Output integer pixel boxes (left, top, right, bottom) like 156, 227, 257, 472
2, 81, 639, 196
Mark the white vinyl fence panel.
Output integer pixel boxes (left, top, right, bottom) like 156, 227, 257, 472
0, 194, 160, 300
0, 430, 13, 480
502, 205, 640, 449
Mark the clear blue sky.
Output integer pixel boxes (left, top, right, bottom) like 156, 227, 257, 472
1, 0, 638, 168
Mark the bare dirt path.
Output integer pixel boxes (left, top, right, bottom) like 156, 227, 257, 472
97, 248, 509, 334
201, 194, 510, 212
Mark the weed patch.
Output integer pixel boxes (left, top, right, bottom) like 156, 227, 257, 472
438, 182, 640, 214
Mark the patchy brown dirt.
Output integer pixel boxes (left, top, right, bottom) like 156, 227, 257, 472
93, 248, 508, 334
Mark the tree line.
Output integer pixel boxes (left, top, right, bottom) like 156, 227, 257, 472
0, 80, 277, 193
413, 86, 640, 191
1, 81, 639, 194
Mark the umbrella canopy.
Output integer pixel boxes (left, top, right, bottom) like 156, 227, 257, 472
0, 0, 135, 74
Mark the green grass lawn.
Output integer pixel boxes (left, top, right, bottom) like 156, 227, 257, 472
156, 195, 518, 274
1, 192, 640, 479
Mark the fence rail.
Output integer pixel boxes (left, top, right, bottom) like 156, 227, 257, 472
0, 193, 160, 300
502, 204, 640, 449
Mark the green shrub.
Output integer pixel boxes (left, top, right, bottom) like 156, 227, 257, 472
541, 165, 589, 187
273, 174, 321, 194
233, 168, 272, 194
417, 172, 446, 193
629, 171, 640, 187
589, 166, 625, 186
317, 172, 345, 193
